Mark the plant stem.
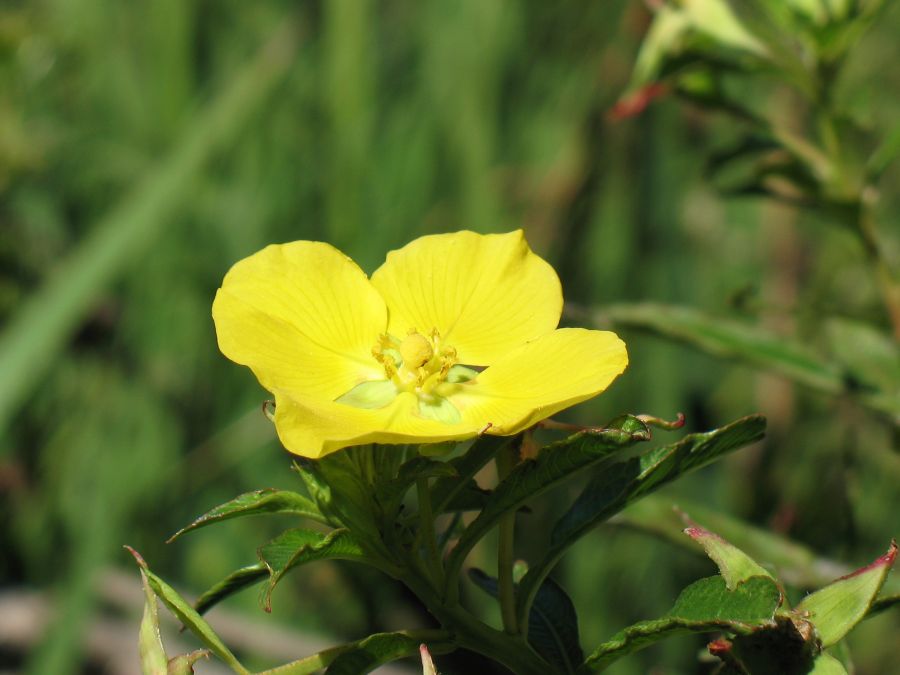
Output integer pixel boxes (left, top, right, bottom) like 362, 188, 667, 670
403, 569, 554, 675
496, 445, 519, 635
417, 476, 444, 585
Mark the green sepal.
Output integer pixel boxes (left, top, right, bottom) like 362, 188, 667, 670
446, 365, 478, 383
335, 380, 398, 410
417, 395, 461, 424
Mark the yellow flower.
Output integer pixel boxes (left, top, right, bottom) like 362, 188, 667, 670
213, 230, 628, 458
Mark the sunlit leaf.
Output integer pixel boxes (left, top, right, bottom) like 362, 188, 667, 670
582, 576, 781, 671
168, 489, 326, 542
126, 547, 248, 675
444, 420, 651, 587
194, 563, 269, 616
684, 524, 775, 589
516, 416, 766, 627
796, 542, 897, 647
258, 528, 374, 611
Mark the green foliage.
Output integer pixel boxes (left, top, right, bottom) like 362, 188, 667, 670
795, 542, 897, 647
469, 569, 584, 673
3, 0, 899, 673
582, 576, 782, 672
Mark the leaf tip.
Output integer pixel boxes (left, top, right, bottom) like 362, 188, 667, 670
839, 540, 897, 582
124, 545, 148, 569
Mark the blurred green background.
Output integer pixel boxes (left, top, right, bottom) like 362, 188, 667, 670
1, 1, 898, 673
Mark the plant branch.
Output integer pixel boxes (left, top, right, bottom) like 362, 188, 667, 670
496, 445, 520, 635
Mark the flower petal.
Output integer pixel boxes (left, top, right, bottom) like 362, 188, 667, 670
212, 242, 387, 403
450, 328, 628, 434
273, 392, 484, 458
370, 230, 562, 365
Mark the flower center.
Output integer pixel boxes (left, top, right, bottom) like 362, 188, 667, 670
373, 328, 457, 395
335, 327, 478, 424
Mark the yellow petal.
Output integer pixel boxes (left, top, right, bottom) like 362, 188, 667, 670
212, 242, 387, 403
370, 230, 562, 365
273, 392, 484, 458
450, 328, 628, 434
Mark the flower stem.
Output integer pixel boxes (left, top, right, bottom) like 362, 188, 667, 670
496, 445, 519, 635
417, 476, 443, 585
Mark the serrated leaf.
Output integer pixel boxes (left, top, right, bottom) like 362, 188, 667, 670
684, 524, 775, 589
444, 422, 651, 585
582, 576, 781, 671
469, 569, 583, 674
517, 416, 766, 626
126, 548, 248, 675
594, 303, 900, 422
194, 563, 268, 616
258, 528, 370, 611
168, 489, 325, 542
796, 542, 897, 647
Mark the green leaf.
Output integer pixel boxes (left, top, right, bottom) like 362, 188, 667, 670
139, 569, 169, 675
253, 631, 451, 675
809, 653, 849, 675
796, 542, 897, 647
258, 528, 373, 611
684, 524, 775, 589
681, 0, 770, 57
377, 456, 457, 520
168, 489, 326, 542
582, 576, 781, 672
517, 416, 766, 627
294, 452, 388, 554
444, 421, 651, 589
324, 632, 449, 675
592, 303, 900, 422
613, 494, 854, 589
468, 569, 583, 674
429, 435, 511, 515
194, 563, 269, 616
126, 547, 248, 675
